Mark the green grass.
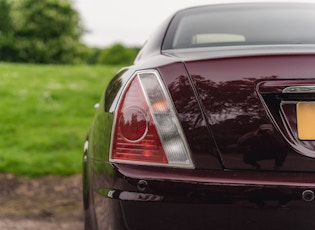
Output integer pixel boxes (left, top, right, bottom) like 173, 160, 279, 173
0, 63, 122, 177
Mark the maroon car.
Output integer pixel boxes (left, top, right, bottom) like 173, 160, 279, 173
83, 3, 315, 229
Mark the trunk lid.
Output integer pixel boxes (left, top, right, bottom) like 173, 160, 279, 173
179, 49, 315, 172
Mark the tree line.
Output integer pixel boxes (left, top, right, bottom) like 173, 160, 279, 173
0, 0, 139, 65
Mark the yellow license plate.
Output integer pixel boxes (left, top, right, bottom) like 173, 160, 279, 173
297, 102, 315, 140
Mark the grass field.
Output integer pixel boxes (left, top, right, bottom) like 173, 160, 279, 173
0, 63, 122, 177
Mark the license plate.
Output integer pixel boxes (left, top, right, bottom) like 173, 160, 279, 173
297, 102, 315, 140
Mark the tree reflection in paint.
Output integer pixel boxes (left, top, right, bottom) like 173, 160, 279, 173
169, 74, 287, 169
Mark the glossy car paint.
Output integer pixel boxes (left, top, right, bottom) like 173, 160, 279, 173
180, 54, 315, 171
83, 3, 315, 230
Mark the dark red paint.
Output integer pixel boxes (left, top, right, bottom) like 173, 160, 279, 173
83, 3, 315, 230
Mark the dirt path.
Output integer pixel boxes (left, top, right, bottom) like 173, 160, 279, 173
0, 174, 84, 229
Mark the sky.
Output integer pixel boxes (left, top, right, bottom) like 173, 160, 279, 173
73, 0, 315, 48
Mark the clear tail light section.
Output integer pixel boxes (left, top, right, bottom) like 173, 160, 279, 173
110, 70, 194, 168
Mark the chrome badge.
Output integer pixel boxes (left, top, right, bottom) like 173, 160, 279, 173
283, 86, 315, 93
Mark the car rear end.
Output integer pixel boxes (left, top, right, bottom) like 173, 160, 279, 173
83, 3, 315, 229
83, 53, 315, 229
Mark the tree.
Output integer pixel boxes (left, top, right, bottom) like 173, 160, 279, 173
12, 0, 84, 64
0, 0, 18, 62
98, 43, 139, 65
0, 0, 12, 34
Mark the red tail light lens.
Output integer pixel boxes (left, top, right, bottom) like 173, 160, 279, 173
110, 70, 194, 168
119, 107, 148, 142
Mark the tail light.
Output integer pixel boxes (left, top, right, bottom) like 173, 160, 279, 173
110, 70, 194, 168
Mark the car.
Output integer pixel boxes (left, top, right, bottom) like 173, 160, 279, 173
83, 2, 315, 229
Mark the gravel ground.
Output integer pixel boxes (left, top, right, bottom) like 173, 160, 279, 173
0, 219, 83, 230
0, 174, 84, 230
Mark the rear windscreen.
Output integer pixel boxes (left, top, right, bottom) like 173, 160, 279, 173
162, 4, 315, 49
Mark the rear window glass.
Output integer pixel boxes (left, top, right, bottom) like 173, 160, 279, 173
162, 4, 315, 49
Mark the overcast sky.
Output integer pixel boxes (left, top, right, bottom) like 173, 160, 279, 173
73, 0, 315, 48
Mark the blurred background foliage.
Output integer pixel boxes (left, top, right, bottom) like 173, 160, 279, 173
0, 0, 140, 176
0, 0, 140, 65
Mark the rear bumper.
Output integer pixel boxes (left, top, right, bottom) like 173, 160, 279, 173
119, 200, 315, 230
84, 160, 315, 230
